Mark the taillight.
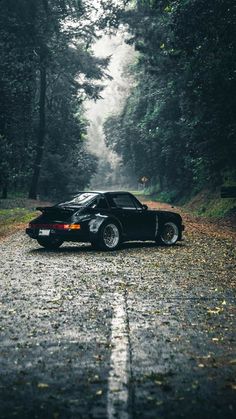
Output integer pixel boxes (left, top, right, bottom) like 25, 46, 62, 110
29, 223, 80, 230
59, 224, 81, 230
56, 224, 69, 229
67, 224, 81, 230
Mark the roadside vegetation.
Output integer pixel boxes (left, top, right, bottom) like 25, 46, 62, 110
132, 187, 236, 222
0, 197, 51, 239
104, 0, 236, 206
183, 191, 236, 219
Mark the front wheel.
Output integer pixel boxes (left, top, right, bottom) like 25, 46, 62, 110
95, 222, 121, 251
37, 237, 63, 250
156, 222, 179, 246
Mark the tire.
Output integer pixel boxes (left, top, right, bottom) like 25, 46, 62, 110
156, 221, 179, 246
96, 222, 121, 251
90, 241, 99, 250
37, 237, 63, 250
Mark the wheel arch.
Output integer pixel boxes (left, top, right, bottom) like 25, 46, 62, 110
157, 213, 182, 241
88, 214, 124, 241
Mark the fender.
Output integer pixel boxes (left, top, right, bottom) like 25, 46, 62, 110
156, 211, 183, 240
156, 211, 182, 225
88, 213, 124, 238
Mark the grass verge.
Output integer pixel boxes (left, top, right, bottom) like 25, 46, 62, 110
0, 208, 38, 240
0, 198, 51, 241
134, 188, 236, 221
184, 190, 236, 218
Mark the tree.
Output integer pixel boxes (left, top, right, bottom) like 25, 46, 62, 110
0, 0, 115, 199
0, 0, 37, 197
103, 0, 236, 200
28, 0, 106, 199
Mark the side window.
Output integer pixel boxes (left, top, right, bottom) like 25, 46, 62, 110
90, 196, 108, 209
111, 194, 137, 209
97, 196, 109, 209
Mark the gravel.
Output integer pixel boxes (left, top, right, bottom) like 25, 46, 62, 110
0, 222, 235, 418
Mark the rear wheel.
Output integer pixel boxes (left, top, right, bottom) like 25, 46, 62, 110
90, 241, 99, 250
37, 237, 63, 250
93, 222, 121, 251
156, 222, 179, 246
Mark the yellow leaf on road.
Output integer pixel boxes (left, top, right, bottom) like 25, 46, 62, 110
96, 390, 103, 396
37, 383, 49, 389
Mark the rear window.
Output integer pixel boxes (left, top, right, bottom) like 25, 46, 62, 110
58, 193, 98, 207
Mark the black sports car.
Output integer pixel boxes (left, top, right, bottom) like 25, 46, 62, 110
26, 191, 185, 250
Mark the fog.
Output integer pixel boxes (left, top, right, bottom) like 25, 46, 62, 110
85, 31, 136, 190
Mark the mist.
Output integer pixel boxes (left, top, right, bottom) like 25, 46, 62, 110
85, 31, 136, 190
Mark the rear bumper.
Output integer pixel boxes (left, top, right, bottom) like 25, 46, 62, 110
25, 228, 88, 242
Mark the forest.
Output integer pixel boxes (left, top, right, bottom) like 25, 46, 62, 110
105, 0, 236, 202
1, 0, 236, 203
0, 0, 117, 199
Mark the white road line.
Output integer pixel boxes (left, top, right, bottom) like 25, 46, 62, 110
107, 292, 130, 419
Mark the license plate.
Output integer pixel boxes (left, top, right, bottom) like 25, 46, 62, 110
39, 229, 50, 236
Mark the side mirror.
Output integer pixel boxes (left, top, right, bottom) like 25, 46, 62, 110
142, 204, 148, 211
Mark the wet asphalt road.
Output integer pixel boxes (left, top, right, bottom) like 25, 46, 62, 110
0, 229, 236, 419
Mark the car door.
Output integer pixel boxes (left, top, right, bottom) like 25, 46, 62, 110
108, 193, 156, 240
132, 200, 157, 239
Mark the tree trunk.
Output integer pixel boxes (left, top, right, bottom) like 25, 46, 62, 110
28, 57, 46, 199
2, 182, 8, 199
159, 175, 164, 191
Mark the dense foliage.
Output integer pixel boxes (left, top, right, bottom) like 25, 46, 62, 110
0, 0, 112, 199
104, 0, 236, 201
2, 0, 236, 201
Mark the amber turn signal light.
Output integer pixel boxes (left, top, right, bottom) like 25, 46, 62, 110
67, 224, 81, 230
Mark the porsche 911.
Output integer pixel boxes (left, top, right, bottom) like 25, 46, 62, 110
26, 191, 184, 250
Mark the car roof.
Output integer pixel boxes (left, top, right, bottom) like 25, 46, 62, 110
89, 191, 132, 194
74, 191, 133, 195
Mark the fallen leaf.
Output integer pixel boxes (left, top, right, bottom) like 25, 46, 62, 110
37, 383, 49, 389
207, 307, 222, 314
94, 355, 102, 361
155, 380, 163, 385
96, 390, 103, 396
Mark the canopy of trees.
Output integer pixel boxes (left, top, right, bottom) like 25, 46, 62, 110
2, 0, 236, 201
0, 0, 115, 199
104, 0, 236, 200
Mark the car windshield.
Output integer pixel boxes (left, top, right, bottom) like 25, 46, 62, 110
57, 193, 99, 207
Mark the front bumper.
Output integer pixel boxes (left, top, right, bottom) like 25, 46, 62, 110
179, 224, 185, 241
